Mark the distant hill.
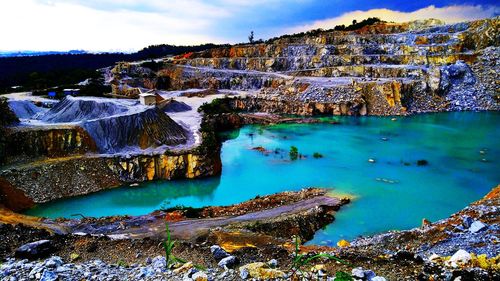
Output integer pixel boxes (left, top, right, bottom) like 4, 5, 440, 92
0, 44, 224, 93
0, 18, 386, 93
0, 50, 88, 57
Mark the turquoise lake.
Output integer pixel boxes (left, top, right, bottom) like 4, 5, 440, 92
26, 112, 500, 246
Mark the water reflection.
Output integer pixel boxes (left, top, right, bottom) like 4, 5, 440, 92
109, 177, 221, 207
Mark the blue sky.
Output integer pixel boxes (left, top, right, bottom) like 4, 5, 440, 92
0, 0, 498, 51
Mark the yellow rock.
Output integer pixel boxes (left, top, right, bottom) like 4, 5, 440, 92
239, 262, 286, 280
337, 239, 350, 248
172, 262, 193, 274
310, 264, 325, 272
471, 253, 500, 270
70, 253, 80, 261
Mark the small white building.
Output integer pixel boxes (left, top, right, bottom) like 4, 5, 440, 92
139, 93, 156, 106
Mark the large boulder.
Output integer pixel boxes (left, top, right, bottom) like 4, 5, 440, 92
15, 240, 55, 260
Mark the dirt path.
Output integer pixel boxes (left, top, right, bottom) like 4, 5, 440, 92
66, 195, 342, 240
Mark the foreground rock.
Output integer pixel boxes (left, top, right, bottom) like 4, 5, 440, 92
0, 186, 499, 279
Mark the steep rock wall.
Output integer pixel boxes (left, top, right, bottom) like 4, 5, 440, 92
2, 126, 97, 164
0, 151, 221, 209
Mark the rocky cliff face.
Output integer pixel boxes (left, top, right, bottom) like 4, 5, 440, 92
2, 126, 97, 164
0, 96, 217, 209
0, 150, 221, 210
116, 18, 499, 116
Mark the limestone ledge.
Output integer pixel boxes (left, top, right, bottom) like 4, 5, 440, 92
3, 125, 97, 165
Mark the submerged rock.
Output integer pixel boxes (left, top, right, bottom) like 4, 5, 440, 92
417, 159, 429, 166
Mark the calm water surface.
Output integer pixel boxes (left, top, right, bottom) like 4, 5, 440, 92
26, 112, 500, 245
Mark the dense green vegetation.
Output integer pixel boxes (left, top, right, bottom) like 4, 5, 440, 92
30, 70, 111, 98
0, 97, 19, 164
265, 17, 384, 43
198, 98, 238, 114
0, 18, 384, 94
0, 44, 223, 94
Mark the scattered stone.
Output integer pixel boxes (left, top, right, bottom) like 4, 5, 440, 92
239, 262, 285, 280
44, 256, 63, 268
364, 269, 376, 280
469, 221, 488, 233
421, 218, 431, 228
337, 239, 351, 247
429, 253, 441, 262
371, 277, 387, 281
40, 270, 58, 281
151, 256, 166, 270
172, 262, 193, 274
351, 267, 365, 278
70, 253, 80, 261
392, 251, 422, 262
448, 250, 471, 267
267, 259, 278, 268
218, 256, 238, 269
192, 271, 208, 281
239, 267, 250, 279
210, 245, 229, 261
311, 264, 325, 273
462, 216, 474, 228
15, 240, 55, 260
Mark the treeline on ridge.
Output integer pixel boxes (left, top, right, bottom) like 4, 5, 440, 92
0, 44, 224, 93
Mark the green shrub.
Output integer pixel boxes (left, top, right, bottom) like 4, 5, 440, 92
290, 236, 353, 279
0, 97, 18, 165
198, 98, 236, 114
0, 97, 18, 126
163, 223, 186, 268
289, 146, 299, 161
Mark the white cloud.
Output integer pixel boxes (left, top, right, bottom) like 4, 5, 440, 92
286, 5, 500, 34
1, 1, 498, 52
0, 0, 230, 52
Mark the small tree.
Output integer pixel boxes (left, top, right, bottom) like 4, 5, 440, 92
352, 19, 357, 25
289, 146, 299, 161
248, 31, 254, 44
